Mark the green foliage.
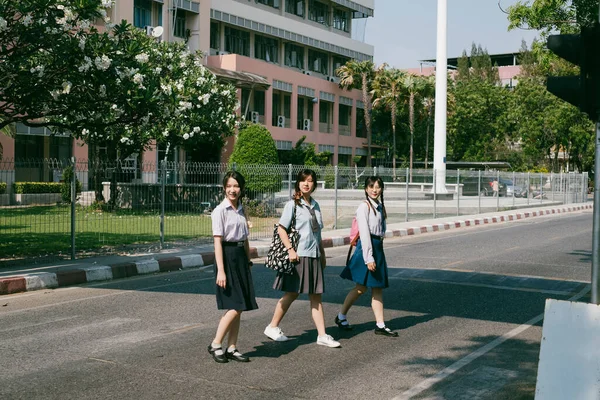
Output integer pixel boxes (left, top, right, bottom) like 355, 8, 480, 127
60, 166, 82, 203
323, 165, 336, 188
242, 197, 272, 218
0, 182, 6, 194
229, 123, 281, 194
13, 182, 62, 194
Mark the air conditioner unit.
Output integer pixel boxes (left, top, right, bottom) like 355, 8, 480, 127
145, 26, 153, 36
330, 76, 338, 83
277, 115, 286, 128
251, 111, 260, 124
217, 50, 230, 55
303, 70, 311, 76
303, 119, 311, 131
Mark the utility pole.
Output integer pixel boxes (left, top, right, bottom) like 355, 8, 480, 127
433, 0, 448, 194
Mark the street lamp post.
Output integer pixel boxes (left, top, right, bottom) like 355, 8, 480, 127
433, 0, 448, 194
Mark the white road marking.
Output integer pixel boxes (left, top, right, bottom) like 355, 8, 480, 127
392, 285, 591, 400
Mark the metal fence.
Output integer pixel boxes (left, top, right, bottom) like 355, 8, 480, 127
0, 158, 589, 265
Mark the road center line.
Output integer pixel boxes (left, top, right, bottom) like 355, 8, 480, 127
392, 284, 591, 400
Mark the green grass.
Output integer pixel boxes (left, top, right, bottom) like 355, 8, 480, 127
0, 205, 276, 262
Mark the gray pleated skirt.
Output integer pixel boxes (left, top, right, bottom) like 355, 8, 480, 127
273, 256, 324, 294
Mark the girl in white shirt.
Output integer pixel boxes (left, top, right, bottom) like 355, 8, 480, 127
337, 176, 398, 337
208, 171, 258, 363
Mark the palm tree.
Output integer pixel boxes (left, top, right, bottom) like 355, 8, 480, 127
420, 75, 435, 169
372, 64, 405, 179
402, 74, 425, 182
336, 60, 375, 167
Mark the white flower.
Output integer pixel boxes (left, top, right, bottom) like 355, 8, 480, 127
183, 133, 190, 140
175, 82, 184, 91
154, 67, 162, 74
30, 65, 44, 77
135, 53, 149, 64
101, 0, 113, 8
99, 85, 106, 97
22, 15, 33, 26
201, 93, 210, 105
120, 137, 128, 143
161, 84, 172, 95
162, 130, 169, 137
50, 90, 60, 100
78, 57, 92, 73
62, 81, 72, 94
82, 128, 89, 136
111, 104, 118, 110
0, 17, 7, 32
189, 131, 194, 137
193, 127, 200, 133
79, 38, 86, 50
133, 73, 144, 85
178, 101, 192, 111
94, 55, 111, 71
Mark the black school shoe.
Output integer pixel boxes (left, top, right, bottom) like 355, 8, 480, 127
207, 345, 228, 363
334, 316, 353, 331
374, 326, 399, 337
226, 348, 250, 362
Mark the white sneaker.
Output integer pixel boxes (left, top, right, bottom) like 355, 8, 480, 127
264, 325, 289, 342
316, 334, 341, 348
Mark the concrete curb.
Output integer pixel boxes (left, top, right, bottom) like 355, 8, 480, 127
0, 204, 592, 296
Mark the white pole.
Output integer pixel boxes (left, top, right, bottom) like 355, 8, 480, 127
433, 0, 448, 194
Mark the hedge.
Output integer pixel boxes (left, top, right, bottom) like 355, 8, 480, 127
13, 182, 62, 194
0, 182, 6, 195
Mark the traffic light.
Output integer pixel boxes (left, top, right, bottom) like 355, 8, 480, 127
546, 24, 600, 120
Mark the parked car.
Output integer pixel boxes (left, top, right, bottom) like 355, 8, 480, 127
499, 178, 527, 198
462, 176, 507, 197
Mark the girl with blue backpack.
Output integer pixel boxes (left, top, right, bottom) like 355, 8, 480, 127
336, 176, 398, 337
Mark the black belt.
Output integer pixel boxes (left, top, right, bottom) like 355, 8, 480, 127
370, 234, 384, 241
222, 241, 244, 247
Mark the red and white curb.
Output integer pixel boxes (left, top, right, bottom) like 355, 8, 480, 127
0, 204, 591, 296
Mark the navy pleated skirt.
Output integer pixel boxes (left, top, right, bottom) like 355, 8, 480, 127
340, 237, 389, 288
215, 244, 258, 311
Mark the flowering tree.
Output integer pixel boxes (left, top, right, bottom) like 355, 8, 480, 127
1, 0, 238, 162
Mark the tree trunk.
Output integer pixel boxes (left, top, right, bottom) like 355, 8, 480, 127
362, 73, 372, 168
409, 92, 415, 183
391, 89, 397, 180
425, 101, 432, 169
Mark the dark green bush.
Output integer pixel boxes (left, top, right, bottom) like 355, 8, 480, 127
13, 182, 62, 194
60, 166, 82, 203
0, 182, 6, 195
229, 123, 281, 195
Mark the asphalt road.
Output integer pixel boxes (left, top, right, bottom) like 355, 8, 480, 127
0, 209, 592, 400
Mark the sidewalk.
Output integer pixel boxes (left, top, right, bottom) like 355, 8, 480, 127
0, 203, 592, 296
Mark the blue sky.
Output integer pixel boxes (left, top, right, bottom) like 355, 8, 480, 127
362, 0, 540, 68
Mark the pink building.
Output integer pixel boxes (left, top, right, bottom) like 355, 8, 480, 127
0, 0, 375, 184
408, 52, 521, 88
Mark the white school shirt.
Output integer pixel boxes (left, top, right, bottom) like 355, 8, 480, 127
211, 198, 249, 242
356, 197, 386, 264
279, 198, 323, 258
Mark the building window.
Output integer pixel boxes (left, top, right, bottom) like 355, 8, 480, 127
15, 135, 44, 160
308, 49, 329, 75
133, 0, 152, 29
332, 8, 349, 32
333, 55, 350, 73
284, 43, 304, 69
255, 34, 279, 63
308, 0, 330, 26
173, 10, 186, 38
339, 104, 351, 135
225, 26, 250, 57
285, 0, 305, 17
210, 22, 220, 50
49, 136, 73, 163
256, 0, 280, 9
356, 108, 367, 138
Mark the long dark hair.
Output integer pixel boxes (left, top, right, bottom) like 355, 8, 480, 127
293, 168, 317, 205
364, 176, 387, 220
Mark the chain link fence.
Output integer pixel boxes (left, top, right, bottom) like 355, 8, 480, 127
0, 158, 589, 265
